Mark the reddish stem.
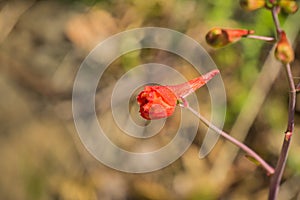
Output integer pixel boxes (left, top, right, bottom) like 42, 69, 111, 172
268, 63, 295, 200
268, 7, 296, 200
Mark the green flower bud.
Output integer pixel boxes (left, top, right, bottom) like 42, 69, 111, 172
278, 0, 298, 14
275, 31, 294, 64
240, 0, 266, 11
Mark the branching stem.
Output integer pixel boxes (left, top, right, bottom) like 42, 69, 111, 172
268, 63, 296, 200
268, 6, 296, 200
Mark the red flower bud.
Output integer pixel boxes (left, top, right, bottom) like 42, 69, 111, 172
278, 0, 298, 14
137, 70, 219, 120
240, 0, 266, 11
275, 31, 294, 64
206, 28, 255, 48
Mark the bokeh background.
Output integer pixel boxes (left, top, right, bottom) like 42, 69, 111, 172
1, 0, 300, 199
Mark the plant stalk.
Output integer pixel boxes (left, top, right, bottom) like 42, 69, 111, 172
268, 63, 296, 200
183, 103, 275, 175
268, 5, 296, 199
271, 6, 282, 36
245, 35, 275, 42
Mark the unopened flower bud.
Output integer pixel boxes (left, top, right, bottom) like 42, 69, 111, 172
275, 31, 294, 64
278, 0, 298, 14
206, 28, 254, 48
240, 0, 266, 11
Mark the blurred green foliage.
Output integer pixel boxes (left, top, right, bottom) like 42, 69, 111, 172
0, 0, 299, 199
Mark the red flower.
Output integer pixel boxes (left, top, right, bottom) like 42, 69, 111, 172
206, 28, 255, 48
137, 70, 219, 120
137, 86, 177, 120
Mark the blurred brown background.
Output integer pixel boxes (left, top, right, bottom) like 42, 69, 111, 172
0, 0, 300, 199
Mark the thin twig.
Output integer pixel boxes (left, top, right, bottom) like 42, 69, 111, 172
268, 63, 296, 200
245, 35, 275, 42
285, 63, 296, 132
182, 103, 275, 175
271, 6, 282, 36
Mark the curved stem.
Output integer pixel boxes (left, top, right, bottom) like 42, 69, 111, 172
182, 103, 275, 175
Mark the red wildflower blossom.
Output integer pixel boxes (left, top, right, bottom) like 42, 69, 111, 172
206, 28, 255, 48
137, 70, 219, 120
